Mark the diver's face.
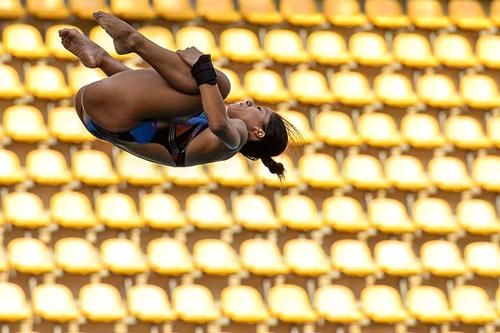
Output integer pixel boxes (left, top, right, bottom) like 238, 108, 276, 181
227, 100, 272, 140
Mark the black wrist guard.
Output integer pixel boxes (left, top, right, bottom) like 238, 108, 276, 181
191, 54, 217, 86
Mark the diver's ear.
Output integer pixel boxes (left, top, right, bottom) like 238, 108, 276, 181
252, 127, 265, 139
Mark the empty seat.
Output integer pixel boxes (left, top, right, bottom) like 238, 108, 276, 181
244, 69, 289, 103
49, 105, 95, 142
101, 238, 147, 274
269, 285, 317, 323
208, 155, 255, 187
240, 238, 288, 276
358, 112, 403, 147
408, 0, 450, 29
193, 239, 240, 275
281, 0, 325, 26
445, 115, 491, 149
323, 0, 367, 27
307, 31, 351, 65
417, 73, 463, 108
255, 154, 299, 188
350, 32, 392, 66
79, 283, 126, 322
368, 198, 415, 234
32, 284, 79, 322
314, 285, 363, 323
465, 242, 500, 277
374, 240, 420, 276
140, 192, 185, 230
385, 155, 431, 191
152, 0, 195, 21
163, 165, 210, 187
277, 194, 322, 230
127, 284, 176, 323
147, 238, 193, 275
361, 285, 408, 323
315, 111, 361, 147
96, 192, 143, 229
298, 153, 344, 189
449, 0, 492, 30
117, 152, 163, 185
421, 240, 466, 277
477, 35, 500, 69
72, 150, 119, 186
54, 237, 101, 274
233, 194, 279, 230
25, 64, 71, 100
0, 64, 26, 99
8, 238, 54, 274
173, 284, 219, 323
186, 192, 231, 230
288, 69, 334, 104
176, 26, 220, 60
69, 0, 109, 19
3, 24, 49, 58
491, 0, 500, 27
374, 73, 418, 107
220, 28, 264, 63
331, 71, 375, 106
365, 0, 410, 28
0, 282, 31, 321
473, 155, 500, 191
488, 115, 500, 148
401, 113, 446, 148
220, 68, 247, 102
435, 34, 477, 68
137, 25, 175, 52
407, 286, 454, 323
393, 33, 438, 68
284, 239, 329, 276
110, 0, 155, 20
413, 197, 458, 234
461, 74, 500, 109
0, 0, 24, 18
323, 196, 369, 232
457, 199, 500, 234
4, 192, 50, 228
27, 0, 69, 19
26, 149, 71, 185
264, 29, 309, 64
429, 156, 474, 191
50, 191, 97, 229
221, 286, 268, 323
3, 105, 49, 142
278, 109, 316, 144
238, 0, 283, 25
0, 149, 24, 185
343, 154, 390, 190
451, 285, 496, 323
331, 240, 377, 276
196, 0, 240, 23
68, 64, 107, 95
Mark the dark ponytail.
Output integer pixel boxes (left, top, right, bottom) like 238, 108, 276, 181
261, 156, 285, 179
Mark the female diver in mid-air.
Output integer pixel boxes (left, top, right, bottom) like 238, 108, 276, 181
59, 11, 298, 178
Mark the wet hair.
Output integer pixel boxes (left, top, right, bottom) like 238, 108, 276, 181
240, 112, 300, 179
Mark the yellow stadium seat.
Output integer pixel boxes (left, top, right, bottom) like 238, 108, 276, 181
465, 242, 500, 277
368, 198, 415, 234
473, 155, 500, 191
451, 285, 496, 324
25, 64, 72, 100
110, 0, 155, 20
0, 149, 24, 185
147, 238, 193, 275
307, 30, 351, 66
173, 284, 219, 323
3, 105, 49, 142
417, 73, 463, 108
401, 113, 446, 148
255, 154, 299, 188
240, 238, 288, 276
385, 155, 431, 191
208, 155, 255, 187
407, 286, 454, 323
323, 0, 367, 27
79, 283, 126, 322
277, 109, 316, 144
163, 165, 210, 187
4, 192, 50, 228
233, 194, 279, 230
49, 105, 95, 143
0, 282, 31, 321
8, 238, 54, 274
0, 64, 26, 99
196, 0, 240, 23
449, 0, 492, 31
277, 194, 322, 230
72, 150, 119, 186
244, 69, 289, 103
284, 239, 330, 276
361, 285, 408, 323
117, 152, 163, 185
331, 240, 377, 276
46, 25, 80, 60
264, 29, 309, 64
315, 111, 361, 147
298, 153, 344, 189
32, 284, 79, 322
176, 26, 220, 60
350, 32, 392, 66
492, 0, 500, 27
186, 192, 231, 230
445, 115, 491, 149
238, 0, 283, 25
140, 192, 185, 230
152, 0, 195, 21
26, 149, 71, 185
221, 286, 268, 323
220, 28, 264, 63
288, 69, 334, 105
68, 65, 107, 95
0, 247, 7, 272
0, 0, 24, 18
314, 285, 363, 323
269, 285, 317, 323
477, 35, 500, 69
69, 0, 109, 19
281, 0, 325, 26
413, 197, 458, 234
323, 196, 369, 232
219, 68, 247, 102
100, 238, 147, 274
50, 191, 97, 229
457, 199, 500, 234
89, 26, 133, 60
331, 71, 375, 106
343, 154, 390, 190
127, 284, 176, 323
358, 112, 403, 147
96, 192, 143, 229
421, 240, 466, 277
435, 34, 477, 68
365, 0, 410, 29
374, 240, 420, 276
3, 24, 49, 58
461, 74, 500, 110
393, 33, 438, 68
374, 73, 418, 107
27, 0, 69, 19
138, 25, 175, 52
408, 0, 450, 29
193, 239, 240, 275
54, 237, 101, 274
488, 115, 500, 148
429, 156, 474, 191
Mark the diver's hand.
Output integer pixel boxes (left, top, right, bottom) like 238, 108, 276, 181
176, 46, 205, 68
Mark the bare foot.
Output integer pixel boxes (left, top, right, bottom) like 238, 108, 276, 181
93, 11, 142, 55
59, 28, 107, 68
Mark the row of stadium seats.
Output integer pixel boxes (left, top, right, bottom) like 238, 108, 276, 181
1, 0, 500, 31
1, 189, 500, 234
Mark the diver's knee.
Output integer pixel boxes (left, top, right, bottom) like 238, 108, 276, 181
216, 70, 231, 100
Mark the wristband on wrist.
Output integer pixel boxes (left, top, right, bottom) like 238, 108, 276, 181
191, 54, 217, 86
